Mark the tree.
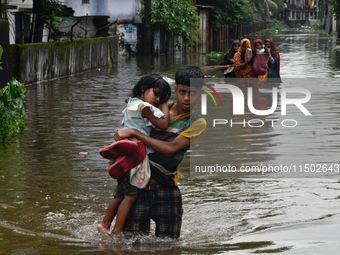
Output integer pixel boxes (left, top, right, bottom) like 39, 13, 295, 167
332, 0, 340, 38
143, 0, 152, 54
252, 0, 281, 21
196, 0, 257, 28
32, 0, 65, 42
332, 0, 340, 18
41, 0, 65, 41
0, 44, 3, 70
139, 0, 200, 46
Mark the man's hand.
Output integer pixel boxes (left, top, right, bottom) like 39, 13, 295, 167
113, 128, 135, 141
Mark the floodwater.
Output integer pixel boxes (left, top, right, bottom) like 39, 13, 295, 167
1, 31, 340, 254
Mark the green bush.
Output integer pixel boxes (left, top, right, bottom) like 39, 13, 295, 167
256, 19, 288, 36
201, 51, 225, 57
0, 78, 28, 144
312, 22, 324, 30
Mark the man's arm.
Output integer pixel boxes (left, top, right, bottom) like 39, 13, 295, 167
113, 128, 189, 157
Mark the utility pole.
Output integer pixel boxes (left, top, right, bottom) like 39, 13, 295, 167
31, 0, 45, 42
0, 0, 4, 19
143, 0, 153, 55
0, 2, 10, 88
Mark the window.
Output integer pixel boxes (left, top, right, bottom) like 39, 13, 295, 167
82, 0, 89, 3
15, 13, 31, 44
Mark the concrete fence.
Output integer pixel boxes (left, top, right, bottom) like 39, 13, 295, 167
9, 36, 119, 84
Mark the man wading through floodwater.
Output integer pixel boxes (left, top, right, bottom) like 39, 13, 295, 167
113, 65, 207, 238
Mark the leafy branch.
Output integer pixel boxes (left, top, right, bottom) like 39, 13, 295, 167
0, 78, 28, 144
41, 0, 66, 41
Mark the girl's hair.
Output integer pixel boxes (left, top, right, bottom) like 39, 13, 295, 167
131, 73, 171, 104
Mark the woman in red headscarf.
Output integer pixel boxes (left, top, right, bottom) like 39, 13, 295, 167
234, 38, 267, 91
253, 38, 264, 53
264, 38, 282, 83
252, 38, 269, 83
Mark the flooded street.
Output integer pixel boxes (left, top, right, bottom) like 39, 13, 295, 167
1, 31, 340, 254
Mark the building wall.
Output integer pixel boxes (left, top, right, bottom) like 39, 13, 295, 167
5, 0, 202, 55
65, 0, 141, 23
6, 0, 142, 44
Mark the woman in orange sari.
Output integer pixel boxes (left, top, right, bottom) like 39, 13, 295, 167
234, 38, 254, 79
234, 38, 267, 91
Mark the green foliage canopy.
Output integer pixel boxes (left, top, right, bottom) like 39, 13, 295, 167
197, 0, 257, 28
139, 0, 200, 44
333, 0, 340, 19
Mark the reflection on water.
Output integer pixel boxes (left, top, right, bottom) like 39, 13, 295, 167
1, 31, 340, 254
279, 32, 340, 78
